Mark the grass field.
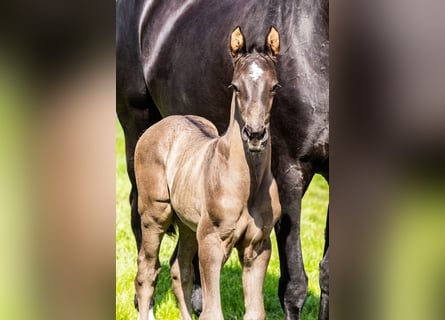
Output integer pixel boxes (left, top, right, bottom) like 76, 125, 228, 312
116, 120, 328, 319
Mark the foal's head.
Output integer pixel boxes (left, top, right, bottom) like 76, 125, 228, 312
229, 26, 280, 152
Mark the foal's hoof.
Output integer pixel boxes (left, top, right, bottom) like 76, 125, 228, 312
138, 309, 155, 320
191, 285, 202, 316
135, 295, 156, 320
134, 295, 155, 311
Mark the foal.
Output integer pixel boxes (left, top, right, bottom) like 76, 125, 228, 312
134, 26, 281, 320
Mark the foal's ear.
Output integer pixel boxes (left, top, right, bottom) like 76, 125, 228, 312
266, 26, 280, 56
230, 26, 246, 58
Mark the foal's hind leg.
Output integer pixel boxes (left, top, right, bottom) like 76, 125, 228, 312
135, 199, 172, 320
170, 219, 198, 320
118, 101, 162, 314
170, 234, 202, 316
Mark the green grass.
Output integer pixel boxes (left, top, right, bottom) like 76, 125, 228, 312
116, 120, 329, 319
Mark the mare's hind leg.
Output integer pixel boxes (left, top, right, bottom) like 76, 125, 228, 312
318, 169, 329, 320
117, 102, 162, 252
318, 209, 329, 320
170, 219, 198, 320
191, 251, 202, 315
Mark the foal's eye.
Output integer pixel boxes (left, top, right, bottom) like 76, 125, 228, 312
229, 83, 240, 93
271, 83, 282, 93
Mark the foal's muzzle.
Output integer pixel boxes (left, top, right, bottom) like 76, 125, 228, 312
242, 125, 269, 152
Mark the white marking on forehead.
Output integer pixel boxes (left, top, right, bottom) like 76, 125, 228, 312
249, 62, 264, 81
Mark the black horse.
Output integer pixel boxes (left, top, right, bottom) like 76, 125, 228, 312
116, 1, 329, 319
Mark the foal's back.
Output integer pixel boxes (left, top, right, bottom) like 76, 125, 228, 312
136, 114, 218, 165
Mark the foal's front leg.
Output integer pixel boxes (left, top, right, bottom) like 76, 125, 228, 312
196, 218, 227, 320
237, 238, 272, 320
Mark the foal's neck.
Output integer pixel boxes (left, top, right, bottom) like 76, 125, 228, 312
217, 95, 271, 190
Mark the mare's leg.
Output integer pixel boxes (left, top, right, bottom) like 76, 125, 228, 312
237, 238, 272, 320
273, 157, 314, 320
196, 218, 227, 320
318, 168, 329, 320
117, 0, 163, 253
170, 219, 198, 320
318, 209, 329, 320
191, 252, 202, 315
117, 101, 162, 252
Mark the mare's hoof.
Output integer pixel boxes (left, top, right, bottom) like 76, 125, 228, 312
191, 285, 202, 316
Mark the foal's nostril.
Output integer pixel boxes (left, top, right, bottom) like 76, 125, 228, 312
258, 128, 267, 140
242, 125, 252, 141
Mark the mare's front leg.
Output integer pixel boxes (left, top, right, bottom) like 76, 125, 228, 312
273, 158, 314, 320
237, 237, 272, 320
